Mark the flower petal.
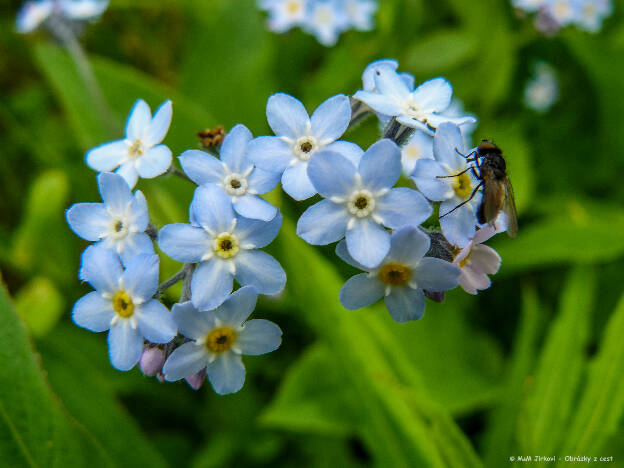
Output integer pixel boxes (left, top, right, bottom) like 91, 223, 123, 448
86, 139, 128, 172
247, 167, 281, 194
359, 139, 401, 191
310, 94, 351, 143
433, 122, 466, 170
307, 151, 356, 199
237, 319, 282, 355
297, 200, 348, 245
135, 145, 172, 178
236, 211, 282, 248
72, 291, 115, 332
362, 59, 398, 91
411, 77, 453, 113
172, 302, 215, 340
163, 342, 209, 381
80, 244, 123, 294
266, 93, 310, 139
136, 299, 176, 343
179, 149, 224, 186
335, 240, 369, 270
125, 99, 151, 141
120, 253, 159, 301
235, 250, 286, 295
98, 172, 132, 214
440, 199, 478, 248
346, 218, 390, 269
215, 286, 258, 327
352, 90, 402, 117
412, 257, 460, 291
324, 140, 364, 166
386, 226, 430, 266
220, 124, 253, 173
469, 244, 501, 275
376, 187, 432, 229
233, 195, 277, 222
115, 163, 139, 189
206, 352, 245, 395
411, 159, 454, 201
108, 320, 143, 371
129, 190, 149, 230
66, 203, 110, 241
339, 273, 385, 310
191, 184, 236, 233
158, 223, 210, 263
145, 100, 172, 146
384, 287, 426, 323
374, 67, 412, 101
247, 136, 293, 173
191, 259, 233, 311
281, 161, 317, 200
118, 233, 154, 266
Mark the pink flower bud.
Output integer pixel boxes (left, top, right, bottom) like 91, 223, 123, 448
185, 369, 206, 390
139, 347, 165, 377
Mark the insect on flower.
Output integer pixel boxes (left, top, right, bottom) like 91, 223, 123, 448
439, 141, 518, 237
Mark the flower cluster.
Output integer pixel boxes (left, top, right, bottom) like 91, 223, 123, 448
67, 100, 283, 394
512, 0, 613, 34
524, 62, 559, 112
16, 0, 108, 33
257, 0, 377, 46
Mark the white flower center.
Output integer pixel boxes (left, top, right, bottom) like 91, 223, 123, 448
294, 137, 318, 161
347, 190, 375, 218
128, 139, 145, 158
223, 173, 248, 197
213, 232, 240, 259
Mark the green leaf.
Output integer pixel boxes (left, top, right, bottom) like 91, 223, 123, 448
404, 29, 478, 74
14, 277, 64, 338
519, 266, 595, 457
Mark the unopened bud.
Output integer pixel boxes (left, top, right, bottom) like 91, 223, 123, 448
424, 290, 446, 303
185, 369, 206, 390
139, 347, 165, 377
197, 125, 225, 151
425, 230, 454, 262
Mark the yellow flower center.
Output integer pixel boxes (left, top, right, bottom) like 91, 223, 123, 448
287, 0, 301, 14
379, 263, 412, 286
213, 232, 239, 259
112, 291, 134, 318
205, 326, 236, 353
459, 250, 472, 268
453, 172, 472, 199
128, 139, 144, 158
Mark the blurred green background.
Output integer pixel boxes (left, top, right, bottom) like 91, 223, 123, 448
2, 0, 624, 467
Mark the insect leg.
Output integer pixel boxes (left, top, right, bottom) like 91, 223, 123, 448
436, 166, 473, 179
439, 181, 484, 218
455, 148, 477, 160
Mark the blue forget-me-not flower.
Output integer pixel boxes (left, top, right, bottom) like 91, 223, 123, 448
86, 99, 173, 188
179, 124, 280, 222
158, 184, 286, 311
73, 245, 177, 370
16, 0, 108, 33
248, 93, 354, 200
297, 139, 432, 268
303, 0, 350, 46
338, 226, 460, 323
66, 172, 154, 263
162, 286, 282, 395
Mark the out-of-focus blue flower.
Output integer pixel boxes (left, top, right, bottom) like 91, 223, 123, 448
512, 0, 547, 12
66, 172, 153, 263
73, 246, 176, 371
354, 64, 476, 134
162, 287, 282, 395
248, 93, 353, 200
259, 0, 306, 32
344, 0, 377, 30
575, 0, 613, 32
179, 124, 280, 222
524, 62, 559, 112
16, 0, 108, 33
411, 123, 480, 248
303, 0, 350, 46
401, 131, 434, 176
297, 139, 432, 268
86, 99, 173, 188
338, 226, 460, 323
158, 184, 285, 311
513, 0, 612, 33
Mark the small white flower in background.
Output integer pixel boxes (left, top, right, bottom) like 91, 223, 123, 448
344, 0, 377, 31
524, 62, 559, 113
401, 131, 433, 176
86, 99, 173, 188
304, 0, 350, 47
259, 0, 306, 32
512, 0, 547, 12
575, 0, 613, 32
454, 223, 502, 295
513, 0, 612, 33
16, 0, 108, 33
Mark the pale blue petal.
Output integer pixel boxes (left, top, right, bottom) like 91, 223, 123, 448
119, 233, 154, 266
411, 159, 453, 201
237, 320, 282, 355
433, 122, 465, 169
108, 320, 143, 371
400, 72, 415, 91
115, 163, 139, 189
374, 67, 412, 101
136, 300, 177, 343
206, 352, 245, 395
376, 187, 432, 229
440, 200, 477, 248
233, 195, 277, 222
307, 151, 356, 199
247, 136, 293, 173
358, 139, 401, 191
234, 250, 286, 295
297, 200, 348, 245
136, 145, 172, 178
215, 286, 258, 327
120, 253, 159, 301
125, 99, 151, 141
396, 115, 431, 133
145, 100, 172, 146
427, 113, 477, 130
411, 78, 453, 112
236, 211, 282, 248
86, 139, 128, 172
191, 184, 236, 233
129, 190, 149, 229
266, 93, 310, 139
191, 259, 233, 311
352, 90, 402, 117
339, 273, 385, 310
80, 244, 122, 294
362, 59, 398, 91
346, 218, 390, 269
335, 240, 369, 271
66, 203, 110, 241
324, 141, 364, 166
413, 258, 460, 291
158, 223, 209, 263
179, 149, 225, 186
15, 1, 53, 33
163, 342, 209, 381
72, 292, 114, 332
247, 167, 281, 194
310, 94, 351, 143
386, 226, 430, 266
282, 162, 316, 200
172, 302, 215, 340
220, 124, 253, 173
98, 172, 132, 214
385, 287, 426, 323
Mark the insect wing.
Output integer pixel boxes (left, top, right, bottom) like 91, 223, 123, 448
502, 177, 518, 238
478, 170, 505, 224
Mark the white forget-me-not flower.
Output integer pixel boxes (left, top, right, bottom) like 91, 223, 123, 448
454, 222, 502, 295
16, 0, 108, 33
66, 172, 154, 263
259, 0, 307, 32
73, 246, 177, 370
158, 184, 285, 311
247, 93, 353, 200
344, 0, 377, 31
338, 226, 460, 323
162, 286, 282, 395
297, 139, 432, 268
303, 0, 350, 46
179, 124, 280, 222
411, 122, 481, 248
86, 99, 173, 189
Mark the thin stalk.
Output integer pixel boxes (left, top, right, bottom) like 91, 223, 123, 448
155, 269, 186, 297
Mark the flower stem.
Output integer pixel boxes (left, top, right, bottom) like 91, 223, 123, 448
169, 167, 194, 183
155, 269, 186, 297
180, 263, 196, 302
